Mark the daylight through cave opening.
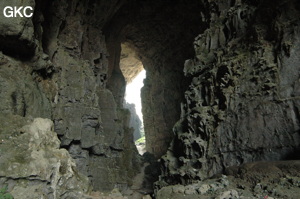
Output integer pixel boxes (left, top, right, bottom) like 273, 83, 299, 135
102, 0, 209, 159
119, 42, 146, 154
124, 70, 146, 154
1, 0, 300, 198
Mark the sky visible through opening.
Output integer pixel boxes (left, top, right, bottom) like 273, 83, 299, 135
125, 70, 146, 121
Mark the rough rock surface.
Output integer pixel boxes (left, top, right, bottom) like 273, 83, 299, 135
0, 0, 140, 193
0, 0, 36, 57
0, 52, 52, 118
120, 43, 144, 84
41, 0, 140, 192
1, 0, 300, 197
124, 102, 142, 141
156, 160, 300, 199
159, 0, 300, 188
0, 116, 91, 199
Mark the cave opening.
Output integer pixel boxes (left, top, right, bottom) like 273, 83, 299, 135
124, 69, 145, 134
2, 0, 300, 198
102, 0, 208, 159
90, 0, 210, 193
119, 42, 147, 155
124, 70, 146, 155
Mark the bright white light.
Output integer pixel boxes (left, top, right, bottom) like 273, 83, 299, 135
125, 70, 146, 120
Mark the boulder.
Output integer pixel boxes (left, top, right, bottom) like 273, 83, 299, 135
0, 116, 91, 199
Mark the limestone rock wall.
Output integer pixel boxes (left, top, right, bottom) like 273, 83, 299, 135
124, 102, 142, 141
120, 43, 144, 84
0, 116, 91, 199
0, 0, 36, 57
159, 0, 300, 187
0, 0, 139, 193
1, 0, 300, 195
141, 56, 190, 158
42, 0, 139, 191
0, 52, 52, 118
0, 0, 53, 118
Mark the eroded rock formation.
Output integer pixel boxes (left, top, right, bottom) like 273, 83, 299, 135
157, 160, 300, 199
0, 0, 140, 193
42, 0, 141, 192
120, 43, 144, 84
0, 0, 300, 198
159, 0, 300, 188
0, 116, 90, 199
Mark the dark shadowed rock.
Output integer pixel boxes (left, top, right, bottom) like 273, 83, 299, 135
159, 0, 300, 189
0, 0, 36, 57
0, 0, 300, 198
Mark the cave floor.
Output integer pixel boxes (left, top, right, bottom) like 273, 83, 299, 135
81, 160, 300, 199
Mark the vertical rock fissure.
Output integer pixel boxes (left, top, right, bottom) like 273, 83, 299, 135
124, 70, 146, 154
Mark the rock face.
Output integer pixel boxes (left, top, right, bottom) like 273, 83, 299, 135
42, 0, 140, 192
1, 0, 300, 197
0, 0, 140, 193
0, 116, 90, 199
156, 160, 300, 199
120, 43, 144, 84
0, 0, 36, 57
124, 102, 142, 141
0, 52, 52, 118
159, 0, 300, 187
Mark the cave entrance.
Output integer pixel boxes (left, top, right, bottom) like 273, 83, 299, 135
120, 43, 146, 155
103, 0, 206, 158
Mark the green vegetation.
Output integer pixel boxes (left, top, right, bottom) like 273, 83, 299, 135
0, 187, 13, 199
135, 136, 145, 145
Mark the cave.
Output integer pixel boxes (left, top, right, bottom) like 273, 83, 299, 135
0, 0, 300, 198
103, 0, 206, 159
121, 44, 146, 152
